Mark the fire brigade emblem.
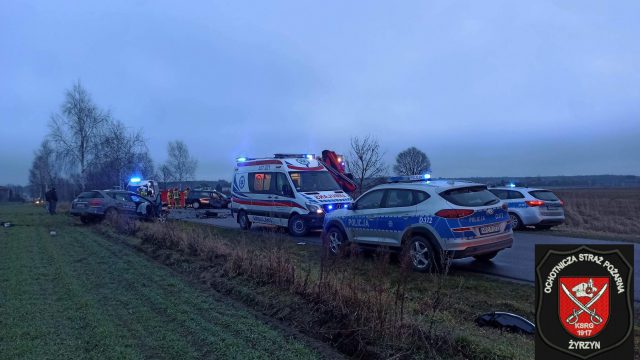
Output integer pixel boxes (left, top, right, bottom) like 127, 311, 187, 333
535, 245, 633, 359
558, 277, 609, 338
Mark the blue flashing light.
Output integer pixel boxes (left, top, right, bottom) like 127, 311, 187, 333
327, 204, 333, 210
423, 173, 431, 179
306, 154, 314, 160
237, 157, 247, 162
130, 177, 141, 183
343, 204, 349, 209
508, 183, 516, 188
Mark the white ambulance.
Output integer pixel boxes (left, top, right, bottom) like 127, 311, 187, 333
230, 154, 353, 236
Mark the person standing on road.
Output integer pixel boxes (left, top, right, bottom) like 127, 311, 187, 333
45, 187, 58, 215
183, 187, 190, 208
167, 188, 173, 209
175, 187, 181, 208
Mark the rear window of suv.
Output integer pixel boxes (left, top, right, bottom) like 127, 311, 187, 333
529, 190, 560, 201
440, 186, 500, 207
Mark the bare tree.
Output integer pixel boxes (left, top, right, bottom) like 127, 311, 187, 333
393, 147, 431, 176
48, 81, 109, 190
346, 135, 387, 194
28, 140, 58, 199
159, 164, 174, 184
87, 120, 148, 189
163, 140, 197, 182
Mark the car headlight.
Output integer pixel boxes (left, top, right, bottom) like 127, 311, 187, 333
306, 203, 323, 214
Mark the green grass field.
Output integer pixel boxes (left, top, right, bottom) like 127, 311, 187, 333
0, 205, 324, 360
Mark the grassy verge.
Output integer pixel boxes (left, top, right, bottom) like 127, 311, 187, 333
96, 214, 538, 359
0, 204, 325, 360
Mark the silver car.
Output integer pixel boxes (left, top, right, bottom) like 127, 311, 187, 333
323, 179, 514, 272
70, 190, 165, 224
488, 186, 564, 230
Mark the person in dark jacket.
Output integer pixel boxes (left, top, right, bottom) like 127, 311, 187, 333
45, 187, 58, 215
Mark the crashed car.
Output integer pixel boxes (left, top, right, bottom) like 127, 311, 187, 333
70, 190, 166, 224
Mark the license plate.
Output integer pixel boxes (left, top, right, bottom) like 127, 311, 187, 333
547, 205, 559, 210
479, 224, 501, 234
76, 203, 85, 208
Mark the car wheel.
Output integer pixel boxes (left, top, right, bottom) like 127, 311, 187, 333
325, 226, 348, 256
104, 207, 119, 222
238, 211, 251, 230
193, 201, 200, 209
288, 214, 308, 237
509, 213, 523, 230
403, 236, 438, 273
535, 225, 553, 230
473, 251, 499, 262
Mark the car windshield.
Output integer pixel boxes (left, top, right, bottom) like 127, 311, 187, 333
289, 171, 341, 192
440, 186, 500, 207
529, 190, 560, 201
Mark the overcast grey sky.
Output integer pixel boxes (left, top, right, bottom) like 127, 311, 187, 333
1, 0, 639, 185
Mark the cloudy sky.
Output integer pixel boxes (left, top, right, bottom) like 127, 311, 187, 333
2, 0, 639, 185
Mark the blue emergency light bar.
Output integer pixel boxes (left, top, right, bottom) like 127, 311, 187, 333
274, 153, 315, 159
387, 174, 431, 183
130, 177, 141, 183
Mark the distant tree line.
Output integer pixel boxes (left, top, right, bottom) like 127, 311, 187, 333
25, 81, 434, 201
28, 81, 198, 201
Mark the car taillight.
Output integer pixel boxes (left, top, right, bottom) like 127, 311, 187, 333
88, 199, 103, 207
526, 200, 545, 207
435, 209, 474, 218
559, 199, 564, 206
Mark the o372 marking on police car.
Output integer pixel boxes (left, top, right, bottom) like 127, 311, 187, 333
418, 216, 433, 224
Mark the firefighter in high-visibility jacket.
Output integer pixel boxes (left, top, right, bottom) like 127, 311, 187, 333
167, 188, 173, 209
173, 188, 180, 209
183, 187, 190, 208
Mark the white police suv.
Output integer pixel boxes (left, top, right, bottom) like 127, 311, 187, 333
323, 176, 513, 272
488, 185, 564, 230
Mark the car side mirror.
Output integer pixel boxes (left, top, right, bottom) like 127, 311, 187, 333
350, 202, 357, 211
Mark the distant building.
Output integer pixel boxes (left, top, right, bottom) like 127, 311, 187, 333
0, 186, 11, 202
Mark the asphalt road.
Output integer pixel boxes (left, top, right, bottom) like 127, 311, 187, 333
173, 208, 639, 301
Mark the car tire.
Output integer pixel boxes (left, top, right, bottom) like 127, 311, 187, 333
238, 211, 251, 230
473, 251, 499, 262
325, 226, 349, 256
403, 236, 438, 273
104, 207, 119, 222
288, 214, 308, 237
193, 201, 200, 209
535, 225, 553, 230
509, 213, 523, 230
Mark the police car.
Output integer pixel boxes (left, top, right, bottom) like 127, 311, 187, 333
322, 175, 514, 272
488, 185, 564, 230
